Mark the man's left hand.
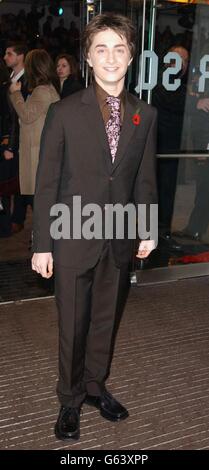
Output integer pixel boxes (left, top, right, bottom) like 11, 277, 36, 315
136, 240, 156, 259
4, 150, 14, 160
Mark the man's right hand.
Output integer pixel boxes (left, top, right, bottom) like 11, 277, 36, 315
4, 150, 14, 160
32, 252, 53, 279
197, 98, 209, 112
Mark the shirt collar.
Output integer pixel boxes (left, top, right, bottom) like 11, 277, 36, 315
94, 81, 126, 106
10, 68, 24, 83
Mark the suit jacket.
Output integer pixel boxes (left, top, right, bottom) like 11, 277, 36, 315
0, 75, 27, 193
0, 81, 11, 140
33, 84, 157, 268
8, 73, 29, 153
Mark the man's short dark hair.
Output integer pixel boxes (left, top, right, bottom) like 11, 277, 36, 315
6, 42, 28, 58
82, 13, 136, 59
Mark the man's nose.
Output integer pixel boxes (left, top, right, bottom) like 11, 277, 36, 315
107, 51, 115, 63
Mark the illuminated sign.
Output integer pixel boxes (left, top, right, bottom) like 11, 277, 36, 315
168, 1, 209, 4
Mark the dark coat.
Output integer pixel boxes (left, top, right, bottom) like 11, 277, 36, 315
0, 81, 18, 193
33, 84, 157, 268
152, 81, 187, 153
0, 81, 11, 140
60, 75, 84, 99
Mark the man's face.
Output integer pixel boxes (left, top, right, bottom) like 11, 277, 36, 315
169, 47, 189, 76
174, 47, 189, 75
4, 47, 23, 69
87, 28, 132, 88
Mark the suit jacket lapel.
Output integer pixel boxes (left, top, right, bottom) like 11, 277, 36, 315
81, 84, 113, 174
112, 91, 137, 173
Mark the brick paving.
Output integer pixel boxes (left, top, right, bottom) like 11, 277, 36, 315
0, 277, 209, 450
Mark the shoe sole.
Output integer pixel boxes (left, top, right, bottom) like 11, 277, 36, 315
54, 425, 80, 441
100, 408, 129, 422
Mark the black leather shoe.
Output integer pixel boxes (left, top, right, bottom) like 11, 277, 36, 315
192, 232, 201, 241
159, 232, 183, 251
55, 406, 80, 441
172, 229, 201, 241
85, 389, 129, 422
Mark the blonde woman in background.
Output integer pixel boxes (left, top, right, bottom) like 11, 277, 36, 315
9, 49, 60, 196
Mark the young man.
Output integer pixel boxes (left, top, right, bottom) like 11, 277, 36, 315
4, 42, 31, 235
32, 13, 157, 441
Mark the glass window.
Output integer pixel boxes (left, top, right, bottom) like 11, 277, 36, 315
127, 0, 209, 268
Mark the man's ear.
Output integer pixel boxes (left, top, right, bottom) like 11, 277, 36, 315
86, 53, 93, 68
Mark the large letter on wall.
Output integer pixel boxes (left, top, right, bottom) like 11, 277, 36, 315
142, 51, 158, 90
162, 52, 182, 91
198, 55, 209, 93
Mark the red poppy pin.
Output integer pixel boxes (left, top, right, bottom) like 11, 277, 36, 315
132, 107, 141, 126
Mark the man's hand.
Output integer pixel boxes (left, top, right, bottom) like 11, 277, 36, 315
136, 240, 156, 259
32, 253, 53, 279
9, 81, 21, 94
4, 150, 14, 160
197, 98, 209, 112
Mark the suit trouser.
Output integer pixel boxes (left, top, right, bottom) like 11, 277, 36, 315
54, 242, 129, 408
157, 158, 179, 233
12, 194, 34, 224
0, 196, 11, 236
186, 161, 209, 237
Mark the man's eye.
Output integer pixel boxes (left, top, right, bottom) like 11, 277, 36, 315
97, 49, 105, 53
117, 49, 125, 53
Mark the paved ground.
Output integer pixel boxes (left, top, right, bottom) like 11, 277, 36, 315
0, 207, 32, 262
1, 277, 209, 450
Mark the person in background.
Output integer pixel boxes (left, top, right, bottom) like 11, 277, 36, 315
173, 81, 209, 242
68, 20, 80, 56
152, 45, 189, 251
32, 13, 157, 441
0, 58, 18, 237
55, 53, 83, 99
26, 3, 45, 40
4, 42, 29, 235
9, 49, 60, 198
42, 15, 53, 37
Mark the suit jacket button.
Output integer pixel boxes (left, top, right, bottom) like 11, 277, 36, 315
109, 176, 114, 181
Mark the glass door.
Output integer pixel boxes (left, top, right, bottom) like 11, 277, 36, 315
128, 0, 209, 281
82, 0, 209, 281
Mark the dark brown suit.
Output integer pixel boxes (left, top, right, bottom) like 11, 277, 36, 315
33, 84, 157, 406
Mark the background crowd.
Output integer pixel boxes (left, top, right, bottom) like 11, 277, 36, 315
0, 4, 84, 239
0, 4, 80, 59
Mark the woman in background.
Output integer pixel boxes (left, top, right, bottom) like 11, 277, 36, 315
9, 49, 60, 197
56, 53, 83, 99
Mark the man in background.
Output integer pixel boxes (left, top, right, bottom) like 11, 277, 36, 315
4, 41, 32, 235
